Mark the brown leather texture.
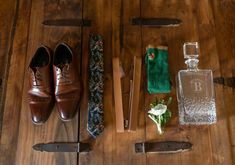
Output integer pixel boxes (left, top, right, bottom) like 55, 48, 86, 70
28, 46, 54, 124
53, 43, 81, 121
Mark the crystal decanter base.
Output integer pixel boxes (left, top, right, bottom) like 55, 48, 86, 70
178, 97, 216, 124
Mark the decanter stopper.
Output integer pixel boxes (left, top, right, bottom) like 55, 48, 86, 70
183, 42, 199, 71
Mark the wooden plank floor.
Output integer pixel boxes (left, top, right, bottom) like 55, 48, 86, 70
0, 0, 234, 165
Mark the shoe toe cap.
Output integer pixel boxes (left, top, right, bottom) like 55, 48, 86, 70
56, 99, 79, 121
29, 101, 53, 124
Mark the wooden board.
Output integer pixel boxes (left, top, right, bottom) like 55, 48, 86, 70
210, 1, 235, 164
0, 0, 21, 136
196, 1, 227, 164
79, 0, 115, 164
79, 1, 146, 165
0, 0, 235, 165
128, 56, 142, 131
141, 1, 200, 164
0, 0, 32, 164
140, 1, 232, 165
1, 0, 82, 164
112, 57, 125, 132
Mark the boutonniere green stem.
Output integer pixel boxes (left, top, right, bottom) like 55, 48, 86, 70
148, 97, 172, 135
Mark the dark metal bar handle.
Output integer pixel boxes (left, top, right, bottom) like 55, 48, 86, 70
33, 142, 91, 153
135, 141, 192, 153
42, 19, 91, 27
213, 77, 235, 89
132, 18, 182, 27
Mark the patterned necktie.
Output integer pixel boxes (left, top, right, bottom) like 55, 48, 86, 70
87, 35, 104, 138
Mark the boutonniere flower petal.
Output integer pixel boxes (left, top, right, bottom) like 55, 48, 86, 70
148, 97, 172, 135
148, 104, 167, 116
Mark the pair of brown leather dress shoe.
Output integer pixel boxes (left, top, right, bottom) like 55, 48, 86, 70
28, 43, 82, 124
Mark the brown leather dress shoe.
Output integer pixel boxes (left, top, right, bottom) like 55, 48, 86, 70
28, 46, 54, 124
53, 43, 82, 121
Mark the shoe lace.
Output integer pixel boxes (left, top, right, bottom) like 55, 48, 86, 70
56, 64, 70, 83
32, 68, 43, 86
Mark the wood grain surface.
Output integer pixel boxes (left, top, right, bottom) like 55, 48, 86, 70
0, 0, 234, 165
0, 0, 21, 136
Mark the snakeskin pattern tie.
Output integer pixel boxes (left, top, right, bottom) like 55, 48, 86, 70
87, 35, 104, 138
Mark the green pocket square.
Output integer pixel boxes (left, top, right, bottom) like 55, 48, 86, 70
145, 47, 171, 94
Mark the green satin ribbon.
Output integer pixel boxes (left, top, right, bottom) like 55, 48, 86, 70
145, 47, 171, 94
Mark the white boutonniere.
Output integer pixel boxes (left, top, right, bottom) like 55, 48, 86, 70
148, 97, 172, 135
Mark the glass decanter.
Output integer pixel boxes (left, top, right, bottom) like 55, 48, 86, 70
176, 42, 216, 125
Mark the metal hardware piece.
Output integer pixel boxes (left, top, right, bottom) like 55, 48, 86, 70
214, 77, 235, 89
226, 77, 235, 89
132, 18, 182, 27
213, 77, 225, 85
42, 19, 91, 27
33, 142, 90, 153
135, 141, 192, 154
124, 119, 129, 128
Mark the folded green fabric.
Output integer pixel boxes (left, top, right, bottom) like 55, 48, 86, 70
145, 47, 171, 94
